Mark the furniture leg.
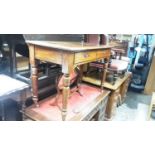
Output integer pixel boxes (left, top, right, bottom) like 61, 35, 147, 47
20, 89, 27, 121
1, 101, 5, 121
29, 45, 39, 107
101, 59, 108, 90
105, 90, 117, 120
62, 73, 70, 121
9, 43, 17, 77
79, 65, 84, 83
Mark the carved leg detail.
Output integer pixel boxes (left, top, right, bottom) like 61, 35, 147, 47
62, 74, 70, 121
31, 66, 39, 107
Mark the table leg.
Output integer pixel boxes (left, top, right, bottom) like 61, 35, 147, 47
101, 59, 108, 90
9, 43, 17, 77
62, 73, 70, 121
79, 65, 84, 83
105, 90, 117, 120
29, 45, 39, 107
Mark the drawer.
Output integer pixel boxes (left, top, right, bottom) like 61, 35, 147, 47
97, 50, 111, 59
35, 46, 62, 65
74, 52, 97, 64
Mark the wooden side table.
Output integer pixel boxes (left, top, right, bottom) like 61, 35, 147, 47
0, 74, 29, 120
83, 72, 132, 120
27, 41, 111, 120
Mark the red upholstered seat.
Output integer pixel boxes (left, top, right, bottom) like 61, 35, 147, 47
89, 59, 128, 72
109, 59, 129, 71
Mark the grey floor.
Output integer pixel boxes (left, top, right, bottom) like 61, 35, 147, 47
112, 91, 152, 121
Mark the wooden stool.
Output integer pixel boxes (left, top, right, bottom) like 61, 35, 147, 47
0, 74, 29, 120
148, 92, 155, 120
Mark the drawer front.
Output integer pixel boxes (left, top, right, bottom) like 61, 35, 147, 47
35, 46, 62, 64
97, 49, 111, 59
74, 52, 97, 64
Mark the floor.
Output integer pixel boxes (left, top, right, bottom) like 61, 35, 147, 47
113, 91, 152, 121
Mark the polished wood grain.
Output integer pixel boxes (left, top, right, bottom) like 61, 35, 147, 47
27, 41, 111, 120
27, 41, 112, 52
25, 88, 110, 121
144, 55, 155, 94
83, 72, 131, 90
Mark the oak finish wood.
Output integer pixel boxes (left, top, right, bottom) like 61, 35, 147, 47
25, 89, 110, 121
144, 55, 155, 94
27, 41, 111, 120
82, 72, 132, 120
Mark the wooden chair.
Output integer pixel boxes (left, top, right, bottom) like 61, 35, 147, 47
88, 48, 129, 85
148, 92, 155, 120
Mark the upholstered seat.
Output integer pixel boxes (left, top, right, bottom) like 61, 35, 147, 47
89, 59, 128, 72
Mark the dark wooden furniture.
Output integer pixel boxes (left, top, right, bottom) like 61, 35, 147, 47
0, 74, 29, 120
83, 72, 132, 120
27, 41, 111, 120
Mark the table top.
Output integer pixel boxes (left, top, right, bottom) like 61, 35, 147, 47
0, 74, 29, 97
26, 41, 112, 52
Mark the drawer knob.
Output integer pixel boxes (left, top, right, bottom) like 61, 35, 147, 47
83, 53, 89, 58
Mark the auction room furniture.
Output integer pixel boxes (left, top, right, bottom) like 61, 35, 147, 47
26, 41, 111, 121
144, 52, 155, 95
83, 72, 132, 120
0, 74, 29, 120
147, 92, 155, 120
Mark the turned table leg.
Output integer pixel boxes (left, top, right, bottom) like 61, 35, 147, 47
62, 73, 70, 121
29, 45, 39, 107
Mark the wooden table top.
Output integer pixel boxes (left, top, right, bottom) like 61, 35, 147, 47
26, 41, 112, 52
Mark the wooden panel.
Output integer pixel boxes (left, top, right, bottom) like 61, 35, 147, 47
144, 56, 155, 94
97, 50, 111, 59
74, 52, 97, 64
24, 34, 84, 42
35, 46, 62, 64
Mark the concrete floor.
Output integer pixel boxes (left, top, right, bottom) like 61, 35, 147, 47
113, 91, 152, 121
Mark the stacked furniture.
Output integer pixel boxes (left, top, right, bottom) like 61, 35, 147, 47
24, 41, 111, 121
82, 35, 131, 120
